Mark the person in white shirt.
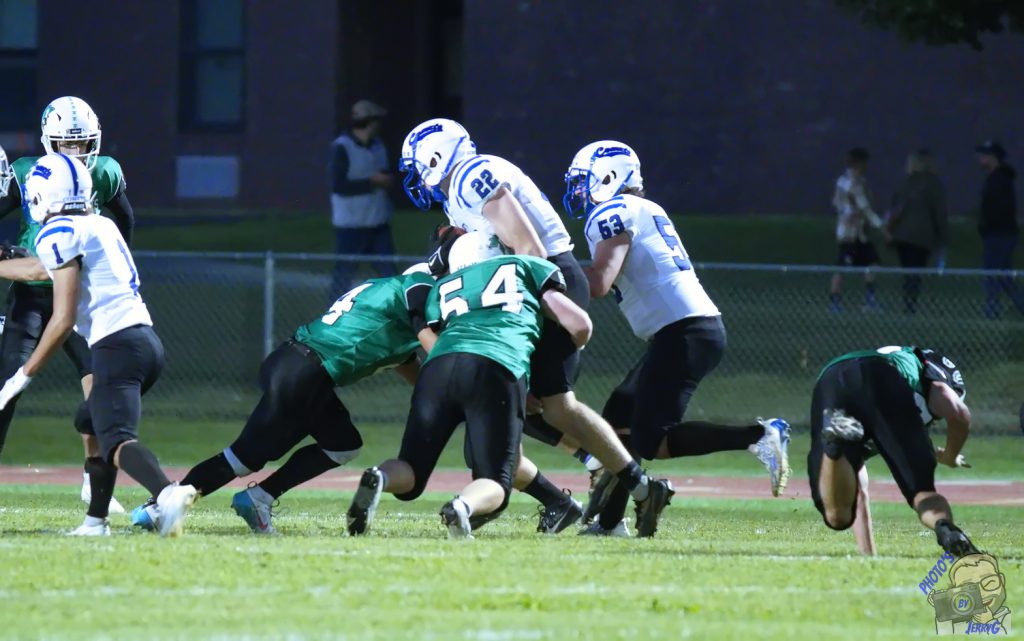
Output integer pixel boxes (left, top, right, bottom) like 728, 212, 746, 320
564, 141, 792, 535
830, 147, 886, 311
0, 154, 195, 537
398, 119, 674, 537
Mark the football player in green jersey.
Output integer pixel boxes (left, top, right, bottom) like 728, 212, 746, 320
0, 98, 134, 515
810, 346, 979, 557
348, 232, 673, 539
131, 265, 436, 535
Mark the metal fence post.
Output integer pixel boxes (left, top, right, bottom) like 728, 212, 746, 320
263, 251, 275, 357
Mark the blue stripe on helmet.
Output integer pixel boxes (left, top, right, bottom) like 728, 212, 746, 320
57, 154, 79, 196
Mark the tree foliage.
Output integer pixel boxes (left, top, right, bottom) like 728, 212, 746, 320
835, 0, 1024, 50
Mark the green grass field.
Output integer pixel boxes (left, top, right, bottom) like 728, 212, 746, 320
2, 420, 1022, 639
0, 484, 1020, 641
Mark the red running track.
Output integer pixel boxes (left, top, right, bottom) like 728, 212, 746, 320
1, 465, 1020, 507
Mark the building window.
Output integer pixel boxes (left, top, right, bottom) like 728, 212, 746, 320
0, 0, 38, 131
179, 0, 245, 131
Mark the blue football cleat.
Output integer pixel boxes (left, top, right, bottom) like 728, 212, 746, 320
752, 418, 791, 497
231, 486, 277, 535
130, 499, 158, 532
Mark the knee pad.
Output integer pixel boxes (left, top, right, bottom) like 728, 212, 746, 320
522, 414, 564, 447
74, 401, 94, 435
322, 447, 361, 466
223, 447, 256, 477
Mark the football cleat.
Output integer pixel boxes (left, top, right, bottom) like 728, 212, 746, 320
130, 498, 159, 532
750, 418, 792, 497
156, 482, 197, 538
936, 521, 980, 558
347, 467, 384, 536
536, 493, 584, 535
231, 486, 277, 535
578, 520, 631, 537
634, 478, 674, 538
439, 498, 473, 539
67, 517, 110, 537
582, 469, 619, 523
81, 472, 126, 514
822, 409, 865, 444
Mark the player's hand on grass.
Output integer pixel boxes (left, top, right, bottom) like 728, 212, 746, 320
0, 367, 32, 410
936, 447, 970, 468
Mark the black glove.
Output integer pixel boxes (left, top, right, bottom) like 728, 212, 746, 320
426, 225, 467, 277
0, 242, 29, 261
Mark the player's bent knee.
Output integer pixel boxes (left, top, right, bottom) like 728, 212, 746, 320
823, 507, 855, 531
393, 485, 425, 502
322, 447, 361, 466
74, 401, 94, 435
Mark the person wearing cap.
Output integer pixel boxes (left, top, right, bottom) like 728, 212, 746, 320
975, 140, 1024, 317
328, 100, 396, 295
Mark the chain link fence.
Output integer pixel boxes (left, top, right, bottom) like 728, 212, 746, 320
13, 253, 1023, 435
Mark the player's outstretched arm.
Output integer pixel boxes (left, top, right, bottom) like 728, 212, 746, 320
852, 465, 876, 556
584, 233, 630, 298
928, 382, 971, 467
541, 290, 592, 348
482, 187, 546, 258
23, 263, 79, 376
0, 256, 50, 282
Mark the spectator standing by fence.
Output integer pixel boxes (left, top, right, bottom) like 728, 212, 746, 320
328, 100, 396, 295
886, 149, 948, 314
830, 148, 885, 312
975, 140, 1024, 318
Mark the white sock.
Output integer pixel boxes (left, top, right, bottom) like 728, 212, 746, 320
455, 496, 473, 516
584, 456, 604, 472
83, 471, 90, 484
629, 476, 650, 501
83, 515, 106, 527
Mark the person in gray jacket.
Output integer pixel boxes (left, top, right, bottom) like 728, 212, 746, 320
886, 149, 948, 314
328, 100, 396, 294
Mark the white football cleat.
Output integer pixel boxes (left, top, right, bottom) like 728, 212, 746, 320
439, 498, 473, 539
81, 472, 126, 514
67, 516, 111, 537
156, 483, 197, 538
750, 418, 791, 497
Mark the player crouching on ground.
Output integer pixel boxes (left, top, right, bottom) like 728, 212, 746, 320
133, 263, 437, 535
347, 232, 592, 539
810, 346, 979, 557
564, 141, 791, 536
0, 155, 193, 537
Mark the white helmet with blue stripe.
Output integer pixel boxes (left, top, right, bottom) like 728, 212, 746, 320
564, 140, 643, 218
22, 154, 94, 224
399, 118, 476, 209
41, 96, 102, 171
0, 144, 12, 198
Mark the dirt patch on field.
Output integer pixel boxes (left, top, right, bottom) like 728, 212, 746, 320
1, 465, 1019, 506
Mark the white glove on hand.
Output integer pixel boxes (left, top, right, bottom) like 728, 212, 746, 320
0, 367, 32, 410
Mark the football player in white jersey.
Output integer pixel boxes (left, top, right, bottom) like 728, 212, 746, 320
399, 119, 674, 537
0, 155, 195, 537
565, 141, 792, 534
